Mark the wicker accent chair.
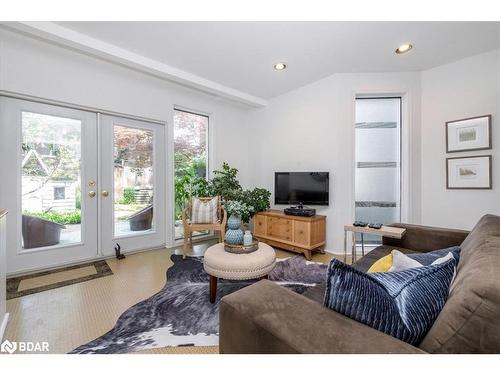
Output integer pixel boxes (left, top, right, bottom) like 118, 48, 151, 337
181, 196, 227, 259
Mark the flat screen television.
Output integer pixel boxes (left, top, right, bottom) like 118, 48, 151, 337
275, 172, 329, 206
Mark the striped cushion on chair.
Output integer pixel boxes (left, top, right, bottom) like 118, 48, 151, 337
323, 256, 457, 345
191, 197, 219, 224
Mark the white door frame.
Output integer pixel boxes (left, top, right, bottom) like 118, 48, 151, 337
170, 105, 215, 248
0, 93, 169, 274
351, 91, 412, 226
0, 97, 99, 274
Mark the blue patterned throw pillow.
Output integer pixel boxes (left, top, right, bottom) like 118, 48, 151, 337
323, 256, 457, 345
409, 246, 460, 265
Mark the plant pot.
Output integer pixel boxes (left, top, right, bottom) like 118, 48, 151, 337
225, 215, 243, 244
129, 204, 153, 231
22, 215, 66, 249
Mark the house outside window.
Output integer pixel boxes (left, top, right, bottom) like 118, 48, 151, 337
54, 186, 66, 200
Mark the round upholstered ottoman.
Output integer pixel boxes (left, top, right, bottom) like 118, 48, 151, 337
203, 242, 276, 303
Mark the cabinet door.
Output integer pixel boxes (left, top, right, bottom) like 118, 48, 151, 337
294, 221, 310, 247
253, 214, 267, 236
268, 217, 292, 242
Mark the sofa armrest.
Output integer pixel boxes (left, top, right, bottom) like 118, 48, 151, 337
219, 280, 425, 354
383, 223, 469, 252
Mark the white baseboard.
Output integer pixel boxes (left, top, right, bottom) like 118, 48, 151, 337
0, 313, 9, 341
325, 249, 343, 255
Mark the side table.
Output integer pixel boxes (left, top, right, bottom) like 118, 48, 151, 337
343, 224, 406, 264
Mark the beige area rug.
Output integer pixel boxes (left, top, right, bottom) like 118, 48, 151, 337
7, 260, 113, 299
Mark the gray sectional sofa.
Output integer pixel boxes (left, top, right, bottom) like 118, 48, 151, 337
219, 214, 500, 353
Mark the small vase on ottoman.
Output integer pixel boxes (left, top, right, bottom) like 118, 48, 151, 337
243, 230, 253, 246
225, 215, 243, 244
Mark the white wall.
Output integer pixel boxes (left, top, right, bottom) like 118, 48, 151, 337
0, 28, 255, 253
421, 49, 500, 229
0, 28, 253, 189
1, 26, 498, 256
248, 72, 422, 253
247, 49, 498, 254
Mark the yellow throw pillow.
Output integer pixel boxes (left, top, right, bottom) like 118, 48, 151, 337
367, 254, 393, 273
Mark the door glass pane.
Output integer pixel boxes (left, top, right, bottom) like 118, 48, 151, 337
21, 112, 82, 249
355, 98, 401, 245
113, 125, 154, 237
173, 109, 209, 240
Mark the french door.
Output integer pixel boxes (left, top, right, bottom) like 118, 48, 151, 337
0, 97, 166, 274
99, 115, 165, 256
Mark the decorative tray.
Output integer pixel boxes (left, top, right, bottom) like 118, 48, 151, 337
224, 240, 259, 254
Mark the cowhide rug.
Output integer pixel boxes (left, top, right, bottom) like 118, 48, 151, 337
70, 254, 327, 354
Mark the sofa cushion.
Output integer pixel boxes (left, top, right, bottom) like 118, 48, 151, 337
419, 214, 500, 353
324, 257, 458, 345
303, 247, 419, 304
367, 253, 394, 273
408, 246, 461, 265
352, 245, 419, 273
388, 250, 423, 272
389, 246, 461, 272
220, 280, 425, 354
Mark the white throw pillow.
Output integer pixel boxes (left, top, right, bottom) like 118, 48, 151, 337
430, 251, 455, 266
191, 197, 219, 224
389, 250, 423, 272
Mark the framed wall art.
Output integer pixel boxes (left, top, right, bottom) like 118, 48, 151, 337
446, 115, 491, 153
446, 155, 492, 189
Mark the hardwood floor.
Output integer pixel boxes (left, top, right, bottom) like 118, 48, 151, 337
4, 241, 342, 354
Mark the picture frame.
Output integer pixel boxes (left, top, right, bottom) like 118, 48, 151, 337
446, 155, 492, 189
446, 115, 492, 153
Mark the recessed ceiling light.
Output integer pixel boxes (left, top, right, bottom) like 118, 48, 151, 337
274, 63, 287, 71
395, 43, 413, 54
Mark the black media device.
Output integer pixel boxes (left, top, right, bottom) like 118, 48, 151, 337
275, 172, 329, 206
284, 205, 316, 217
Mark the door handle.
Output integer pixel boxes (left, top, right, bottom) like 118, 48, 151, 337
88, 191, 96, 198
101, 190, 109, 197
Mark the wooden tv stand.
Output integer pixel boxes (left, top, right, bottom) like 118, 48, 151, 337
253, 209, 326, 260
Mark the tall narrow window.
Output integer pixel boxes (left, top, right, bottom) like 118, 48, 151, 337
173, 109, 209, 240
355, 97, 401, 245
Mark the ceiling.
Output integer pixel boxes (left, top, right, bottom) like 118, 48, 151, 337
49, 22, 499, 100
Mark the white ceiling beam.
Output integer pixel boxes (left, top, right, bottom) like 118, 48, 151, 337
1, 21, 268, 107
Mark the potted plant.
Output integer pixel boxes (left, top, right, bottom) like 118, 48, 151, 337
224, 200, 254, 245
208, 162, 242, 201
238, 188, 271, 223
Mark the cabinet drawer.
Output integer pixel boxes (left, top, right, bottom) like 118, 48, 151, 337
267, 217, 292, 241
253, 215, 267, 236
294, 221, 310, 246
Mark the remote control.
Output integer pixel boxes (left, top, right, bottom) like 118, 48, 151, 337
368, 223, 382, 229
353, 221, 368, 227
